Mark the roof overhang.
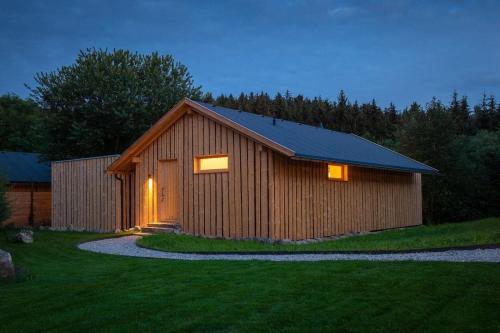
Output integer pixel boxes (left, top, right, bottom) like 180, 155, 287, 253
292, 154, 439, 175
107, 98, 295, 173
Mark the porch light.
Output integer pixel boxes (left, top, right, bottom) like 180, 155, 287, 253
148, 174, 153, 191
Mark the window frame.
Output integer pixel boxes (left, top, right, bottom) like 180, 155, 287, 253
194, 154, 229, 174
327, 163, 349, 181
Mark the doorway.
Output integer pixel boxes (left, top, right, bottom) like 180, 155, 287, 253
158, 160, 178, 221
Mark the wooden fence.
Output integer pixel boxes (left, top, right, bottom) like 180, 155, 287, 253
51, 155, 135, 232
4, 183, 51, 227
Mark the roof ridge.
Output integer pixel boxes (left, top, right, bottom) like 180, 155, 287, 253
195, 101, 354, 137
189, 100, 296, 156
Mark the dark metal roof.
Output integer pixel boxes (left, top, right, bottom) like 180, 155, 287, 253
0, 151, 51, 183
194, 101, 438, 174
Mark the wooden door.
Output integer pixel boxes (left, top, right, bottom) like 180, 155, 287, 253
158, 160, 178, 221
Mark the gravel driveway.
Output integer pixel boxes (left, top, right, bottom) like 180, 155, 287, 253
78, 235, 500, 262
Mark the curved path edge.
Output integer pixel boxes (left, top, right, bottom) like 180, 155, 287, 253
78, 235, 500, 262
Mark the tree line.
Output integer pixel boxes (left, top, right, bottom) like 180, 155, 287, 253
0, 49, 498, 224
199, 90, 500, 224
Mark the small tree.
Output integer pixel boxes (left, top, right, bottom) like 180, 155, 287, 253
0, 173, 10, 225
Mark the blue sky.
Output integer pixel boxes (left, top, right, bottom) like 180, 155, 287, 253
1, 0, 499, 107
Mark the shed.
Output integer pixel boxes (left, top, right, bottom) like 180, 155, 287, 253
0, 151, 51, 227
52, 98, 437, 239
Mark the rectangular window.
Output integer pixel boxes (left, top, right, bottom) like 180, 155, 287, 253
328, 164, 348, 181
194, 155, 229, 173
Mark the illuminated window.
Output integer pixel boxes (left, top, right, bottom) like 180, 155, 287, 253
194, 155, 229, 173
328, 164, 348, 181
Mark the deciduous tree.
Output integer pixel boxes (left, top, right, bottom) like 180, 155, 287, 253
30, 49, 201, 159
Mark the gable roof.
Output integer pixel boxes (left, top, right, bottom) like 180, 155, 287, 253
0, 151, 51, 183
108, 98, 438, 174
194, 101, 438, 174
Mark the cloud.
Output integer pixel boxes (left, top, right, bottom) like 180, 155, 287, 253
327, 6, 357, 18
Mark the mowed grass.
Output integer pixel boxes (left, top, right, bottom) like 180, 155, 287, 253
138, 217, 500, 253
0, 225, 500, 333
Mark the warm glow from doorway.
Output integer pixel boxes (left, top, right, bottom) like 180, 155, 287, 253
328, 164, 348, 181
194, 155, 229, 173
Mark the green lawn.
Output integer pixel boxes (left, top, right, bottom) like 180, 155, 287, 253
0, 224, 500, 332
138, 217, 500, 253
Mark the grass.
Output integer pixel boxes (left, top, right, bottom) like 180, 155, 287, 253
137, 217, 500, 253
0, 222, 499, 332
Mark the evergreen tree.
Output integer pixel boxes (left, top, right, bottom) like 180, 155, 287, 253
473, 94, 494, 131
384, 103, 399, 137
399, 98, 457, 222
449, 91, 470, 134
487, 95, 497, 130
201, 92, 214, 103
344, 101, 360, 133
333, 90, 348, 131
359, 99, 386, 141
273, 92, 287, 119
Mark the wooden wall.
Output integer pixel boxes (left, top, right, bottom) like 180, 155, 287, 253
135, 112, 276, 239
271, 156, 422, 240
134, 111, 422, 240
3, 183, 51, 227
51, 155, 135, 232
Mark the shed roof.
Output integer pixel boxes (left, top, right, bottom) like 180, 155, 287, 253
0, 151, 51, 183
192, 101, 437, 174
108, 98, 437, 174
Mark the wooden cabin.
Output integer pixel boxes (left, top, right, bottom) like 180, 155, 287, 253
52, 98, 437, 239
0, 152, 51, 227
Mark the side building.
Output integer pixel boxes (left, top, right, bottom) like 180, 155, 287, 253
0, 151, 51, 227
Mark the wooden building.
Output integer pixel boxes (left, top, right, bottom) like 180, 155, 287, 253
51, 155, 134, 232
52, 98, 437, 239
0, 152, 51, 227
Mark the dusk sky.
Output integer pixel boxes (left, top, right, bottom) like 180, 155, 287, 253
1, 0, 499, 108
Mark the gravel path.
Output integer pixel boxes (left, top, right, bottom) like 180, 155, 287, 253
78, 235, 500, 262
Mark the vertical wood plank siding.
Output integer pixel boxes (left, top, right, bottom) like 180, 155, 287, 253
52, 111, 422, 238
133, 111, 422, 240
270, 155, 421, 240
51, 155, 135, 232
3, 184, 51, 227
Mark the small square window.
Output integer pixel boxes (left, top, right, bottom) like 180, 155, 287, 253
194, 155, 229, 173
328, 164, 348, 181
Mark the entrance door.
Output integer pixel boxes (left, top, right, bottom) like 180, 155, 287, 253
158, 160, 178, 221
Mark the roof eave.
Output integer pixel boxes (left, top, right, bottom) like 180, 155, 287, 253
107, 98, 295, 173
348, 133, 439, 174
107, 98, 190, 172
292, 154, 439, 175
